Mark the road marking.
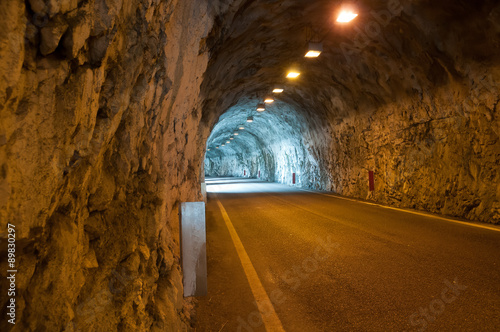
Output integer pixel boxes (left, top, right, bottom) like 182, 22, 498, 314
214, 193, 285, 332
300, 189, 500, 233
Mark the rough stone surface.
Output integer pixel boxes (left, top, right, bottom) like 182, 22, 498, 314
205, 98, 325, 187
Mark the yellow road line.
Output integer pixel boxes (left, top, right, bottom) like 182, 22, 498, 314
301, 189, 500, 233
214, 193, 285, 332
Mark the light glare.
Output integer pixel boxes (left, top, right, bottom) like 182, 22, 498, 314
264, 98, 274, 103
272, 88, 284, 93
337, 11, 358, 23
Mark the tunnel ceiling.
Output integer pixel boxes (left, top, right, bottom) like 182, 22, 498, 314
201, 0, 500, 135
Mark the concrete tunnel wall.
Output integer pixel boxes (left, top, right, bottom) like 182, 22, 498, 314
0, 0, 499, 331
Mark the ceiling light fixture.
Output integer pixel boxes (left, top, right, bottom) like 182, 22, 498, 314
207, 148, 210, 151
305, 42, 323, 57
221, 144, 225, 146
287, 71, 301, 79
234, 132, 239, 135
230, 137, 234, 140
239, 125, 244, 130
337, 10, 358, 23
272, 88, 284, 93
216, 146, 219, 149
264, 97, 274, 103
247, 116, 253, 122
226, 140, 230, 144
256, 103, 265, 112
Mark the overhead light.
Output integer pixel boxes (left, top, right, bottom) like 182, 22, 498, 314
264, 97, 274, 103
230, 137, 234, 140
305, 42, 323, 57
272, 88, 284, 93
234, 132, 239, 135
337, 10, 358, 23
239, 125, 244, 130
287, 71, 300, 79
221, 144, 225, 146
216, 146, 219, 149
226, 140, 230, 144
247, 116, 253, 122
256, 103, 265, 112
207, 148, 210, 151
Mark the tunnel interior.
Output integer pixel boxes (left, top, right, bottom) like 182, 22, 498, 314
204, 97, 328, 188
0, 0, 499, 330
201, 0, 500, 222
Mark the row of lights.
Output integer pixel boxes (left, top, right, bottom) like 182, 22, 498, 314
208, 9, 358, 152
207, 123, 246, 151
210, 78, 285, 151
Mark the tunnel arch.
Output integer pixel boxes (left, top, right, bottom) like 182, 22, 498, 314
204, 96, 331, 188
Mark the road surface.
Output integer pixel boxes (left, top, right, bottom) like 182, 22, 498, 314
194, 177, 500, 331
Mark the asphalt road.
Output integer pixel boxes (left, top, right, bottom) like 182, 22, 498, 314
194, 177, 500, 332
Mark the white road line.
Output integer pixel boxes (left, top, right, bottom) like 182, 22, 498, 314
213, 192, 285, 332
300, 189, 500, 233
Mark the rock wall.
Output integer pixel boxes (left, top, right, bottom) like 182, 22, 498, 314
0, 0, 228, 330
325, 83, 500, 223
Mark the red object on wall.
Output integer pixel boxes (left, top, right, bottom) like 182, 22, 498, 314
292, 172, 296, 184
369, 171, 375, 191
244, 170, 246, 176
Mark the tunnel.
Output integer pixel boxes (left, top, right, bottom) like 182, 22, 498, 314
0, 0, 499, 331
